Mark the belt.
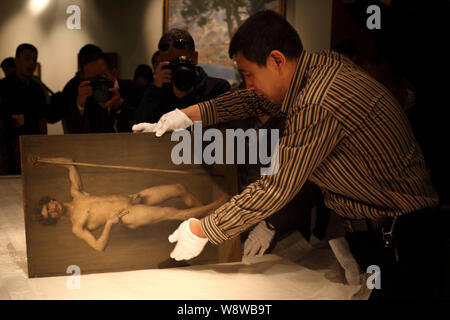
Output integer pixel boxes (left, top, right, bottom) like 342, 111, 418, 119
341, 216, 396, 233
341, 206, 438, 233
342, 215, 401, 263
342, 207, 438, 263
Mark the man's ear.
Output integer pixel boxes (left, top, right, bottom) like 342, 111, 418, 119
268, 50, 287, 70
41, 205, 48, 219
193, 51, 199, 65
111, 67, 118, 80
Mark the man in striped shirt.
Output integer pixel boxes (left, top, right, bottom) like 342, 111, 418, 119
134, 10, 448, 298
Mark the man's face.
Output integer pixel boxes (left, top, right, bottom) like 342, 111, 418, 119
41, 200, 64, 220
81, 58, 115, 82
15, 49, 37, 79
236, 52, 286, 103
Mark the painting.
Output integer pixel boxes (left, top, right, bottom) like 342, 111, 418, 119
164, 0, 286, 86
20, 133, 240, 278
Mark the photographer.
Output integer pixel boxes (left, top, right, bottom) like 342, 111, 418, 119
61, 44, 137, 133
0, 44, 48, 173
133, 29, 230, 124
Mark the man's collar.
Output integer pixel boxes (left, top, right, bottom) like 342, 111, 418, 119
12, 73, 35, 87
195, 65, 208, 89
280, 51, 311, 114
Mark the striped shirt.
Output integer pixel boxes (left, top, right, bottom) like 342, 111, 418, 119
198, 51, 438, 245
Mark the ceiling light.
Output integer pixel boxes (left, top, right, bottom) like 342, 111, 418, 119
29, 0, 50, 15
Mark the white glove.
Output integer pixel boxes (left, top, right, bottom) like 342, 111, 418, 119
328, 237, 361, 286
169, 218, 208, 261
243, 220, 276, 257
154, 108, 193, 137
132, 122, 157, 133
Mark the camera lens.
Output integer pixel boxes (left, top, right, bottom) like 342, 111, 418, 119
89, 74, 114, 103
93, 85, 112, 103
172, 66, 196, 91
169, 56, 196, 91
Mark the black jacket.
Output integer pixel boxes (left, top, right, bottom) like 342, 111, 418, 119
0, 74, 46, 136
60, 73, 143, 133
134, 66, 230, 124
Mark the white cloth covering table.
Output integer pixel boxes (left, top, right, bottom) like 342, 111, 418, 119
0, 176, 367, 300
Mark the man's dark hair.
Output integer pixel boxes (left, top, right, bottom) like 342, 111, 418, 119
229, 10, 303, 66
15, 43, 38, 58
103, 53, 117, 72
1, 57, 15, 69
36, 196, 59, 226
78, 44, 104, 69
158, 29, 195, 54
134, 64, 153, 81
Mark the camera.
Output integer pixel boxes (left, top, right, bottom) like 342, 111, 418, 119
163, 56, 197, 91
88, 74, 114, 103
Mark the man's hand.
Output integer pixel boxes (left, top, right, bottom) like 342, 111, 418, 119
132, 109, 193, 136
132, 122, 157, 133
243, 220, 276, 257
108, 209, 130, 225
99, 88, 124, 109
168, 218, 208, 261
77, 80, 93, 108
37, 157, 74, 165
154, 108, 193, 137
154, 61, 172, 88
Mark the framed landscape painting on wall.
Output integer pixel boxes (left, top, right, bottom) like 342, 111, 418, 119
163, 0, 286, 85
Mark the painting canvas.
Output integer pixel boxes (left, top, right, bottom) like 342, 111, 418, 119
164, 0, 285, 85
20, 133, 240, 278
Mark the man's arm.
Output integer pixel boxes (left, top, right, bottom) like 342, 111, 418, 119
71, 210, 127, 251
183, 89, 283, 127
37, 157, 87, 197
197, 108, 344, 244
134, 61, 174, 124
169, 107, 344, 260
0, 79, 25, 131
133, 89, 280, 134
59, 78, 84, 133
66, 164, 88, 197
72, 220, 114, 252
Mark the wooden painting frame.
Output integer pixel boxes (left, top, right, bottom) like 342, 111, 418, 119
21, 133, 240, 278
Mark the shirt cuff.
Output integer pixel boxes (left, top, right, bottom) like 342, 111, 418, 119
200, 213, 229, 245
198, 100, 217, 127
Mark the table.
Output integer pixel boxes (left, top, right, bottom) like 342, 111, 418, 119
0, 176, 367, 300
